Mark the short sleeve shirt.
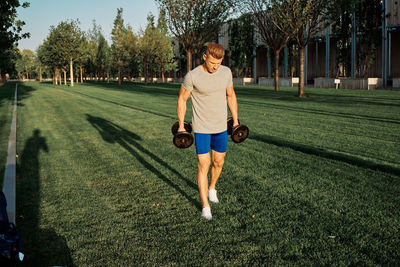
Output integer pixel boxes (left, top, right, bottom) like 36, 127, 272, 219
182, 65, 233, 133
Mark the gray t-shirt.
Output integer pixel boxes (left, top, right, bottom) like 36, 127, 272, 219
182, 65, 233, 133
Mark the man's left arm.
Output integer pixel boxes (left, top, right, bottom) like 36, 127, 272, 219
226, 86, 239, 127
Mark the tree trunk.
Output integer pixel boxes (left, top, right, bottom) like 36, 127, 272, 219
80, 65, 83, 83
0, 69, 5, 85
362, 55, 368, 78
162, 67, 165, 83
274, 49, 281, 92
195, 55, 201, 67
63, 70, 67, 85
53, 68, 57, 85
70, 59, 74, 87
144, 60, 148, 84
150, 64, 154, 83
186, 50, 192, 72
118, 65, 122, 85
107, 72, 110, 83
39, 66, 42, 82
298, 46, 306, 98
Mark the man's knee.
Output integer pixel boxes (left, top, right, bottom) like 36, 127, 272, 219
198, 155, 210, 170
212, 157, 224, 169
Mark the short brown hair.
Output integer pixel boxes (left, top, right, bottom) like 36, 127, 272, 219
206, 43, 225, 59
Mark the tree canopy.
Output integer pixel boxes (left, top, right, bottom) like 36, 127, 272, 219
0, 0, 30, 82
156, 0, 236, 72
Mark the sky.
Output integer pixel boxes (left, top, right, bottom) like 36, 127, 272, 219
16, 0, 159, 51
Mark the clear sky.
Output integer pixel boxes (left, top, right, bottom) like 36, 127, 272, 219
16, 0, 159, 51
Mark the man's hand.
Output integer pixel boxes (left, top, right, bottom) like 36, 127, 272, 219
177, 85, 191, 132
233, 119, 239, 128
178, 124, 186, 132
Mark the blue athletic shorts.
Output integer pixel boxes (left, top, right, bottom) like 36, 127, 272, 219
194, 131, 228, 154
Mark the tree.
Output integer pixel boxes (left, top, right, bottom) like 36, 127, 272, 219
327, 0, 354, 77
156, 0, 236, 73
96, 34, 111, 81
355, 0, 381, 77
55, 20, 84, 87
272, 0, 328, 97
228, 13, 255, 78
155, 9, 177, 82
124, 26, 139, 81
83, 21, 101, 81
138, 14, 159, 84
242, 0, 293, 91
15, 49, 34, 80
111, 8, 131, 85
37, 32, 65, 85
33, 49, 48, 82
38, 21, 84, 86
0, 1, 30, 83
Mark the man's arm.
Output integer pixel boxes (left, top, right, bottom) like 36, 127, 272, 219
177, 85, 191, 132
226, 86, 239, 127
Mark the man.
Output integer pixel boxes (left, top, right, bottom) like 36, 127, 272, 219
177, 43, 239, 220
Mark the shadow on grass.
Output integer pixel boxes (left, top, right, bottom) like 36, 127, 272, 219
16, 130, 73, 266
86, 114, 201, 210
251, 133, 400, 176
239, 100, 400, 125
67, 90, 176, 119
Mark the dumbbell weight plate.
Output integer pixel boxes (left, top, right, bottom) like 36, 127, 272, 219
227, 117, 240, 135
173, 132, 194, 148
231, 124, 249, 143
171, 121, 192, 135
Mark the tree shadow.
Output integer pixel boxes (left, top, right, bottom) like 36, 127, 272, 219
66, 90, 176, 120
251, 133, 400, 176
239, 100, 400, 125
16, 129, 73, 266
86, 114, 201, 210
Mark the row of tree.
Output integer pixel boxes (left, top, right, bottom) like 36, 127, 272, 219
2, 0, 384, 98
29, 8, 175, 87
157, 0, 382, 97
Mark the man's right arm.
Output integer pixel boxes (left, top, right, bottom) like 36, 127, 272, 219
177, 85, 191, 132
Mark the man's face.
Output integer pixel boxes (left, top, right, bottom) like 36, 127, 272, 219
203, 53, 223, 73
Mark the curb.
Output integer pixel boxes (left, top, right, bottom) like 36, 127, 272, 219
3, 83, 18, 224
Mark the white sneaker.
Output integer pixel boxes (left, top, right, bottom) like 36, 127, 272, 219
208, 189, 219, 203
201, 206, 212, 220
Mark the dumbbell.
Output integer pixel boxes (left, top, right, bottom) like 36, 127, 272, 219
227, 117, 249, 143
171, 121, 194, 149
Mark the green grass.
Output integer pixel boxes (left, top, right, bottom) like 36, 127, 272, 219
14, 81, 400, 266
0, 82, 18, 185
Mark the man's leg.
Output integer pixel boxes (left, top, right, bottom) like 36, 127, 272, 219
209, 150, 226, 190
197, 153, 210, 208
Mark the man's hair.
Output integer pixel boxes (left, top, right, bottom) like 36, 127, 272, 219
205, 43, 225, 59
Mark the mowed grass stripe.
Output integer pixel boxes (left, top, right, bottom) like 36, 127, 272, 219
65, 83, 399, 168
16, 82, 203, 265
236, 88, 400, 168
15, 81, 400, 265
0, 82, 18, 185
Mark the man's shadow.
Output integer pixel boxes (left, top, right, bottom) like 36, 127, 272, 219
17, 129, 73, 266
86, 114, 201, 210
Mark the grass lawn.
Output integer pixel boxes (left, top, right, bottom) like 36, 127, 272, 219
0, 82, 17, 185
12, 81, 400, 266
